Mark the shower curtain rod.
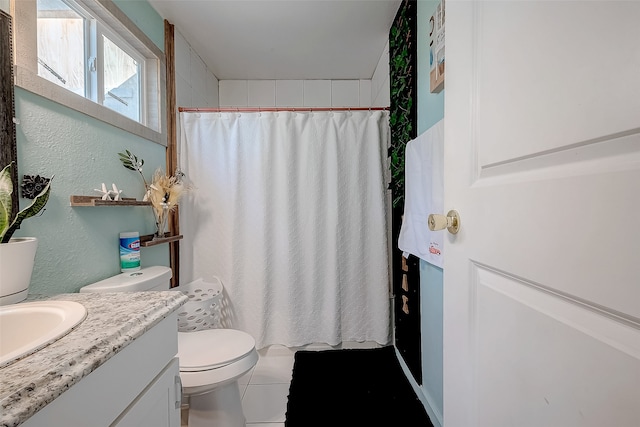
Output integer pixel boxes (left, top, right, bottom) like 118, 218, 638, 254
178, 106, 389, 113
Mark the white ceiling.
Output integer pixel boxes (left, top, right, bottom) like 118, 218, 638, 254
147, 0, 401, 81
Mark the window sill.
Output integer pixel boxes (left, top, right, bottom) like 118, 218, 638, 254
14, 66, 166, 146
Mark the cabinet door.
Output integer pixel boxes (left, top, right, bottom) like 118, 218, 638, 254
112, 358, 181, 427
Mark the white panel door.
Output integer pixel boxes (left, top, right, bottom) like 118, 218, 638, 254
443, 2, 640, 426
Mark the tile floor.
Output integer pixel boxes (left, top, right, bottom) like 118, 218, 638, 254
182, 342, 380, 426
240, 345, 296, 426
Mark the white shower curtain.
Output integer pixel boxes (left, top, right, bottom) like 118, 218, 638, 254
179, 110, 391, 349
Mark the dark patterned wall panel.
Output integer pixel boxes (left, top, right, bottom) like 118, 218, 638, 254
0, 10, 19, 218
389, 0, 421, 385
389, 0, 417, 209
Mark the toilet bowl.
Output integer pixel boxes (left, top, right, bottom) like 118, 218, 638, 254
79, 266, 258, 427
179, 329, 259, 427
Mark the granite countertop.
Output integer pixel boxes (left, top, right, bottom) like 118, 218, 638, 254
0, 291, 188, 427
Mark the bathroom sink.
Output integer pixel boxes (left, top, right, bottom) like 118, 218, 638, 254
0, 300, 87, 367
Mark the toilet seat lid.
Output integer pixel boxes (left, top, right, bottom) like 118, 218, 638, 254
178, 329, 256, 372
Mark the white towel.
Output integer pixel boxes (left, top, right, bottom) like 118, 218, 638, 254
397, 119, 444, 268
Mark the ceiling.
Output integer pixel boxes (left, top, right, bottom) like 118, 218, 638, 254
147, 0, 402, 81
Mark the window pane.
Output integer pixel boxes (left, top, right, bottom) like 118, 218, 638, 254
103, 35, 140, 122
37, 0, 85, 96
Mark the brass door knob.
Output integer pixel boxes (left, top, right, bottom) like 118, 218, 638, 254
428, 210, 461, 234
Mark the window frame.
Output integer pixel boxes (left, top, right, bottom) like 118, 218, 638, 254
97, 21, 146, 123
12, 0, 166, 145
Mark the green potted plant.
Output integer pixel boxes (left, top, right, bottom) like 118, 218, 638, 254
0, 162, 52, 305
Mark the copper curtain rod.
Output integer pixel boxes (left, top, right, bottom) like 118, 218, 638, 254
178, 107, 389, 113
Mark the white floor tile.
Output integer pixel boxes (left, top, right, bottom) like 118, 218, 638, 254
238, 365, 255, 386
251, 352, 294, 384
341, 340, 382, 349
183, 347, 294, 425
293, 342, 335, 351
239, 381, 250, 399
242, 384, 290, 423
259, 344, 296, 357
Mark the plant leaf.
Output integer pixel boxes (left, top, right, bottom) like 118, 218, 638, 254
0, 163, 14, 240
0, 195, 8, 242
119, 151, 139, 171
1, 178, 51, 243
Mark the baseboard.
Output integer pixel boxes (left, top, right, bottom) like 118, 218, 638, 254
393, 346, 443, 427
290, 341, 384, 351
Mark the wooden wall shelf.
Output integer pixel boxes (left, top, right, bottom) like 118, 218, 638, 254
140, 233, 183, 247
69, 196, 182, 247
70, 195, 151, 207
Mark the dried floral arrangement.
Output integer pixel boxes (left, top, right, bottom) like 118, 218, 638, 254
118, 150, 187, 237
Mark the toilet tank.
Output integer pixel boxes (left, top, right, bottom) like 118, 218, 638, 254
79, 266, 172, 293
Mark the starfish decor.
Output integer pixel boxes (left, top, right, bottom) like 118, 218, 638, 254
94, 183, 123, 201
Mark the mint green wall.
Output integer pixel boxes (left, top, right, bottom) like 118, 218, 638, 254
417, 1, 445, 133
4, 1, 170, 295
416, 1, 444, 424
112, 0, 164, 50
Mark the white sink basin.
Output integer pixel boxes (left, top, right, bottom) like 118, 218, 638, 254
0, 300, 87, 367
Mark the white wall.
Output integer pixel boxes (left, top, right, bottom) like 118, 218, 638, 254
173, 31, 389, 110
217, 42, 390, 109
174, 30, 219, 109
371, 41, 391, 107
218, 78, 382, 108
173, 29, 219, 162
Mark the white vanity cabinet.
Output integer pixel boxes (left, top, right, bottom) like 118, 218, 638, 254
111, 357, 180, 427
21, 312, 181, 427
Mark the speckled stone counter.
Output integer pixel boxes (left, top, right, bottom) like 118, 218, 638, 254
0, 291, 188, 427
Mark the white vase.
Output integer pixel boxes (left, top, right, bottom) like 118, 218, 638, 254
0, 237, 38, 305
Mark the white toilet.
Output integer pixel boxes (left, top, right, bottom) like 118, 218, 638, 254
79, 266, 258, 427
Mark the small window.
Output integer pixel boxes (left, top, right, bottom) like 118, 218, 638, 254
101, 32, 142, 122
36, 0, 146, 125
37, 0, 86, 96
14, 0, 165, 143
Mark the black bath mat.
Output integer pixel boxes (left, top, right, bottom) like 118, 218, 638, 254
285, 346, 433, 426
